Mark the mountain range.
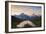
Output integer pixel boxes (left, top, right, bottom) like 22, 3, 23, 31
12, 13, 41, 20
11, 13, 41, 28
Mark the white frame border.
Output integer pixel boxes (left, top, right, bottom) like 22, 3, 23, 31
8, 2, 44, 32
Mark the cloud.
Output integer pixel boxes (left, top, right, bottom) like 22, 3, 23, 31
11, 5, 41, 16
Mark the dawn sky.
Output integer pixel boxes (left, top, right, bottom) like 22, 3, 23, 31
11, 5, 41, 16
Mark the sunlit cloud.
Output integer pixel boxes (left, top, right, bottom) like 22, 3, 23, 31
11, 5, 41, 16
